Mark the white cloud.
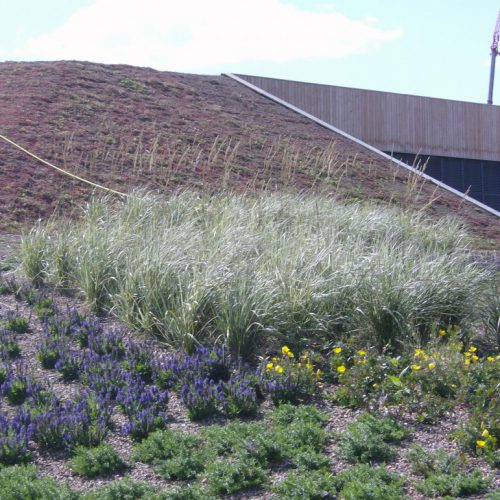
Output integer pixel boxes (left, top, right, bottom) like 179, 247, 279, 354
14, 0, 402, 72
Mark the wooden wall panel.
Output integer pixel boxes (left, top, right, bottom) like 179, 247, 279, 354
237, 75, 500, 162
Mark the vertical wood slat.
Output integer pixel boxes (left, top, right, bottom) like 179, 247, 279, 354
237, 75, 500, 162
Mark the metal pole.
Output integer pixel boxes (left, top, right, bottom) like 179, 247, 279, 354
488, 49, 496, 104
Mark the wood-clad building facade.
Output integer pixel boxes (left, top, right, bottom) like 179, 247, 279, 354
236, 75, 500, 210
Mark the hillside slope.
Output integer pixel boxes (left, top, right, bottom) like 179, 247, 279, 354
0, 61, 498, 246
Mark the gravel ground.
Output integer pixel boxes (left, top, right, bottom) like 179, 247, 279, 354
0, 239, 499, 497
0, 281, 498, 499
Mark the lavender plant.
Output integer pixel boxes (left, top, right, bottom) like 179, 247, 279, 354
1, 368, 43, 405
2, 310, 29, 334
218, 374, 259, 418
117, 375, 168, 440
180, 377, 218, 421
32, 390, 111, 450
0, 408, 32, 465
0, 328, 21, 359
87, 328, 125, 357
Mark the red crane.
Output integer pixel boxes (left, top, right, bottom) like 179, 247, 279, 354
487, 11, 500, 104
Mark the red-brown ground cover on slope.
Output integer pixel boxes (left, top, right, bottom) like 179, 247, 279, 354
0, 61, 498, 247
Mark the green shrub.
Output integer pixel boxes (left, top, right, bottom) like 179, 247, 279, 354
202, 421, 282, 466
84, 478, 159, 499
132, 428, 203, 464
406, 445, 461, 477
204, 455, 267, 495
70, 444, 127, 478
259, 347, 320, 404
4, 378, 29, 405
333, 349, 404, 408
34, 296, 55, 318
270, 402, 328, 428
486, 489, 500, 499
270, 403, 329, 464
333, 463, 405, 500
291, 449, 330, 470
272, 469, 336, 499
153, 449, 206, 481
415, 469, 491, 497
407, 445, 492, 497
0, 274, 19, 294
0, 464, 77, 499
3, 315, 29, 334
338, 413, 409, 463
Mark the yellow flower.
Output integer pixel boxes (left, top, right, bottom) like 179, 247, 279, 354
357, 350, 366, 356
487, 356, 495, 362
438, 329, 446, 336
476, 440, 486, 448
286, 350, 294, 358
272, 357, 278, 362
337, 365, 347, 373
428, 363, 436, 370
282, 346, 290, 355
266, 363, 274, 371
472, 355, 479, 362
333, 347, 342, 354
468, 346, 477, 352
414, 348, 426, 358
482, 429, 490, 438
464, 359, 471, 366
411, 364, 421, 371
275, 365, 283, 374
464, 352, 472, 357
316, 369, 322, 380
306, 363, 313, 371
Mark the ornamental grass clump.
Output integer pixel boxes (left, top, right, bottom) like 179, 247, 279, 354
21, 191, 496, 358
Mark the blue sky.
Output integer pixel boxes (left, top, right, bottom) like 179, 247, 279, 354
1, 0, 500, 104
